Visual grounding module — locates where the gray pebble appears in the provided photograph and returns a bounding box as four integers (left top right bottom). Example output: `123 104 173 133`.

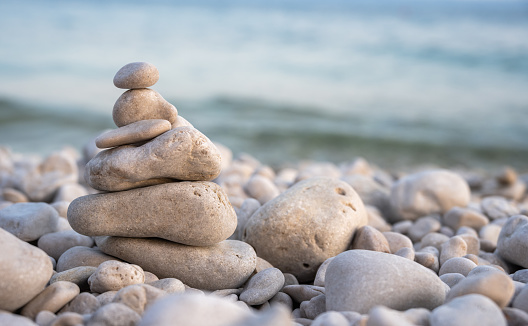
113 62 159 89
0 202 59 241
429 294 506 326
240 268 285 306
38 230 94 261
86 302 141 326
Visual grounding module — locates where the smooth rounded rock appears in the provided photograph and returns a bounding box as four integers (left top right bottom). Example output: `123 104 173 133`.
21 281 80 319
313 257 334 287
244 174 280 205
390 170 470 221
50 266 97 291
513 284 528 313
350 225 390 253
438 257 476 276
429 294 506 326
95 119 172 149
88 260 145 293
113 88 177 127
149 278 185 294
69 182 236 246
383 232 413 254
85 127 222 191
496 215 528 268
243 177 368 282
59 292 100 315
240 268 285 305
0 202 59 241
311 311 350 326
86 302 141 326
443 207 488 231
0 228 53 311
446 269 514 308
326 250 446 313
0 312 37 326
439 236 467 265
113 62 159 89
439 273 465 288
96 237 256 291
37 230 94 261
56 246 120 273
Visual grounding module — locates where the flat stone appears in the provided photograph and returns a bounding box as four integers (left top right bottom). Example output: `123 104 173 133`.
243 177 368 282
0 202 59 241
95 119 172 149
429 294 506 326
113 62 159 89
96 237 256 291
390 170 470 222
113 89 177 127
88 260 145 293
85 127 222 191
37 230 94 261
326 250 446 313
496 215 528 268
350 225 390 253
0 228 53 311
138 294 252 326
446 268 514 308
56 246 120 273
240 268 285 305
69 182 236 246
21 281 80 319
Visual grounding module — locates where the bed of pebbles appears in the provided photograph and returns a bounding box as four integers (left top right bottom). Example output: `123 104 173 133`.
1 62 528 326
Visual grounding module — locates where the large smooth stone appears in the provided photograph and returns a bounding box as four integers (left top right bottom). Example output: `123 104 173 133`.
390 170 470 221
429 294 506 326
0 228 53 311
326 250 446 313
496 215 528 268
0 202 59 241
85 127 222 191
95 119 171 149
69 182 236 246
113 62 159 89
243 177 367 282
96 237 256 291
113 89 177 127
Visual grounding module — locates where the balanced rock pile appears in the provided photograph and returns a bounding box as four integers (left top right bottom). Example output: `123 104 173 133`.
68 62 257 290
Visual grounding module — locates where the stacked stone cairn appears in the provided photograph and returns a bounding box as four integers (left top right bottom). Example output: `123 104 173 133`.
68 62 257 291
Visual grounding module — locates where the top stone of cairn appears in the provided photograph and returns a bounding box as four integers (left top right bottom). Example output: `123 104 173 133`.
113 62 159 89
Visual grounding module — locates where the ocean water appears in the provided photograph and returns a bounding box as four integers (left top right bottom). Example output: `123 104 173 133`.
1 0 528 171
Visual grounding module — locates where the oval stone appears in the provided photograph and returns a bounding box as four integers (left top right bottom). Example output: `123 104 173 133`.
430 294 506 326
95 119 171 149
239 268 285 305
21 281 80 319
85 127 222 191
243 177 368 282
113 62 159 89
326 250 446 313
56 246 120 273
390 170 470 222
0 228 54 311
68 182 236 246
496 215 528 268
96 237 256 291
37 230 94 261
113 89 177 127
0 202 59 241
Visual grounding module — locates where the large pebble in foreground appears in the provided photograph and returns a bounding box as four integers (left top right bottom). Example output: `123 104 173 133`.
326 250 446 313
0 228 53 311
113 62 159 89
85 127 222 192
69 182 236 246
496 215 528 268
243 177 367 282
390 170 470 222
96 237 256 291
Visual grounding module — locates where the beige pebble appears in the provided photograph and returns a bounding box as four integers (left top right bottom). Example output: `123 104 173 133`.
446 268 515 308
95 291 117 306
59 292 99 315
113 62 159 89
350 225 391 253
2 187 28 203
479 224 502 247
113 88 177 127
244 174 280 205
144 271 159 283
88 260 145 293
95 119 172 149
243 177 367 282
69 182 236 246
149 278 185 294
439 257 477 276
255 257 274 273
382 232 413 254
38 230 94 261
0 228 54 312
96 237 256 291
457 233 480 256
0 202 59 241
49 312 84 326
171 114 194 129
51 201 69 218
439 236 467 265
365 205 392 232
443 207 488 231
86 302 141 326
394 247 415 260
53 183 88 203
407 216 441 242
112 284 167 315
85 127 222 191
56 246 120 273
21 281 80 319
366 306 421 326
414 251 439 273
341 174 393 220
35 310 56 326
420 232 450 251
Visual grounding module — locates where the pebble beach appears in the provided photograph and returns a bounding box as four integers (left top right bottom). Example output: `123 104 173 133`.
1 62 528 326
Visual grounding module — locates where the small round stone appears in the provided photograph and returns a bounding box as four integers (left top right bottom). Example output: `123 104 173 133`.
88 260 145 293
113 62 159 89
239 268 285 306
113 89 177 127
430 294 506 326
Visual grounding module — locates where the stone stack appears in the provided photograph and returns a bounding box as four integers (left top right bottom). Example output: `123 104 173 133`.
68 62 256 291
